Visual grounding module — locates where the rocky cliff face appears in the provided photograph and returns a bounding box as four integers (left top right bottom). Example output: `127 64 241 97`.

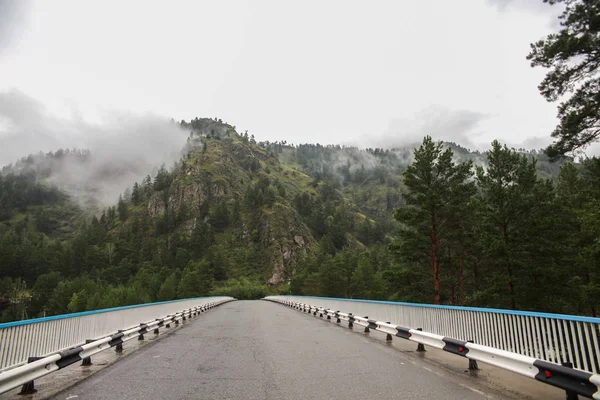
258 203 313 285
143 126 317 285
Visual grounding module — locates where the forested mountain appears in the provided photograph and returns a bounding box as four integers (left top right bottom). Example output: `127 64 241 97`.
0 118 598 322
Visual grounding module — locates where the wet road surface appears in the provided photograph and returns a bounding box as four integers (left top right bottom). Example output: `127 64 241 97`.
51 300 512 400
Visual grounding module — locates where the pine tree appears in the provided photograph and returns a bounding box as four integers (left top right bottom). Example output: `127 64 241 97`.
143 175 153 198
153 164 171 192
474 141 551 310
131 182 141 205
350 255 384 300
317 255 345 297
558 158 600 315
394 136 474 304
527 0 600 157
157 274 178 301
117 195 128 222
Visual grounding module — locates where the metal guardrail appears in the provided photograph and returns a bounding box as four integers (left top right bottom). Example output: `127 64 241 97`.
274 295 600 373
266 296 600 399
0 296 234 395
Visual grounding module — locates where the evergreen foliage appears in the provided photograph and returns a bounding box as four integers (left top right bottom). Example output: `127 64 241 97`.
528 0 600 157
0 120 598 322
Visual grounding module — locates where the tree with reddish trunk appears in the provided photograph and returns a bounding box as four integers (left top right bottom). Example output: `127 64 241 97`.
394 137 474 305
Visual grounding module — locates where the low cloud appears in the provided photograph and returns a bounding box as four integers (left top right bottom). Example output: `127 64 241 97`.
356 106 489 152
0 89 187 207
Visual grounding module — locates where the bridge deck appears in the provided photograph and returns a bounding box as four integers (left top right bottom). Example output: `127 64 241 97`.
51 300 514 400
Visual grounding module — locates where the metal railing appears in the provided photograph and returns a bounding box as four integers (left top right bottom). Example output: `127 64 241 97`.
0 296 233 372
271 295 600 374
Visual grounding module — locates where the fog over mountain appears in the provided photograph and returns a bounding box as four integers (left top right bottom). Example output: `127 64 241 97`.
0 90 187 207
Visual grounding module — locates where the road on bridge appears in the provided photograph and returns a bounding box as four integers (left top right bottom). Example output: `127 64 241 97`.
51 300 512 400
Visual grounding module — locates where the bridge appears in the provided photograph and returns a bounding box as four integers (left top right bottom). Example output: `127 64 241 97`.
0 296 599 399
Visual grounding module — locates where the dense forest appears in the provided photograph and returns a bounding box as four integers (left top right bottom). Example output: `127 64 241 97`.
0 118 598 322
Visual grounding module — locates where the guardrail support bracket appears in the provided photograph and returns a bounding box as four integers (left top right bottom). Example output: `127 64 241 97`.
468 359 479 370
561 362 579 400
115 330 124 352
154 328 159 335
467 340 478 370
416 328 426 352
19 357 41 395
81 339 93 366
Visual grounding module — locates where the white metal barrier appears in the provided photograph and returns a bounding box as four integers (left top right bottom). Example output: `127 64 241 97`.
0 297 233 372
273 295 600 373
0 297 234 395
266 296 600 399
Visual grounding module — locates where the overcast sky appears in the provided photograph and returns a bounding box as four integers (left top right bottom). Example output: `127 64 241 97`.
1 0 598 164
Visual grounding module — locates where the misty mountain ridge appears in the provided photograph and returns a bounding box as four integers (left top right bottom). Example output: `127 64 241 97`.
1 148 168 210
1 116 569 214
0 116 588 323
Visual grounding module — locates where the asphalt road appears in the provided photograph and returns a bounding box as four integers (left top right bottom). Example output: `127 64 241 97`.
51 300 511 400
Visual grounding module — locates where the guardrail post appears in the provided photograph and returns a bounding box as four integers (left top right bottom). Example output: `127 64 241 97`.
416 328 426 352
116 330 124 353
81 339 93 366
336 311 341 323
138 323 149 341
19 357 41 394
467 340 478 370
348 313 354 329
364 317 370 333
562 362 579 400
326 309 331 320
386 322 393 341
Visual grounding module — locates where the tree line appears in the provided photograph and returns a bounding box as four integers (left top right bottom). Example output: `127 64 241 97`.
291 137 600 316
